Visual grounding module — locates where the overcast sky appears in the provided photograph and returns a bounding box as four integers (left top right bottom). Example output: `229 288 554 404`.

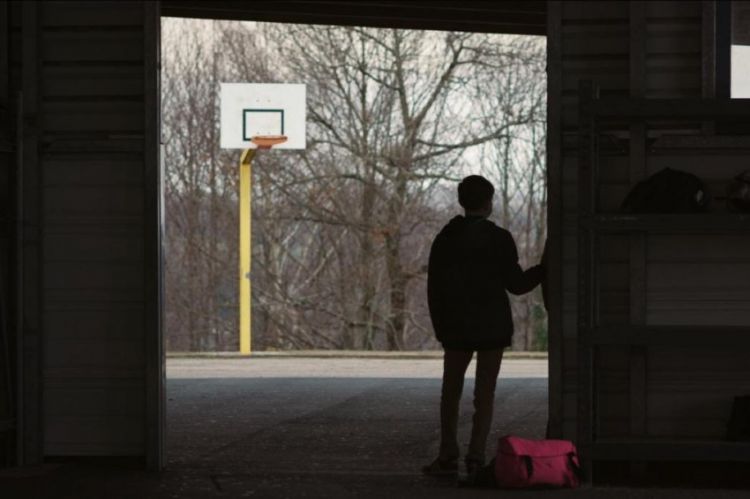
732 45 750 97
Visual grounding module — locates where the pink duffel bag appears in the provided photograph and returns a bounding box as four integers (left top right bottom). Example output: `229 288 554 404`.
494 435 582 488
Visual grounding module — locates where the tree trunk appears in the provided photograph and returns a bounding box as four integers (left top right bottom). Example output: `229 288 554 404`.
209 35 219 350
384 171 408 350
186 198 200 351
500 136 512 228
352 176 377 350
385 233 406 350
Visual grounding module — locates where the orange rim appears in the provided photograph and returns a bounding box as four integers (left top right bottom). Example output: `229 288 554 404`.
251 135 288 148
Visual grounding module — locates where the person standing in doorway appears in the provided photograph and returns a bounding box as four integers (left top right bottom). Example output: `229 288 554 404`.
422 175 544 478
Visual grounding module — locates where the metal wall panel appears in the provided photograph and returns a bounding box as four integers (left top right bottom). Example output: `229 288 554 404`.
8 1 161 464
556 0 630 440
39 0 149 457
550 0 750 451
0 0 15 467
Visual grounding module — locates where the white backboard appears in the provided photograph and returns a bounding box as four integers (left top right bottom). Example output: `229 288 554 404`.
220 83 306 149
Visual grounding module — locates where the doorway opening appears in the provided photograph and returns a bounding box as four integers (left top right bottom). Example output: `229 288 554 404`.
161 18 548 353
160 16 549 481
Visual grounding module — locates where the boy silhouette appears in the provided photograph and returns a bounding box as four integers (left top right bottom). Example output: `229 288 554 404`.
423 175 544 477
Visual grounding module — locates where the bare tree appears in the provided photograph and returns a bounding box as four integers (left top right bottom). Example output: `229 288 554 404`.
162 19 547 351
473 36 547 350
253 25 545 349
162 20 245 350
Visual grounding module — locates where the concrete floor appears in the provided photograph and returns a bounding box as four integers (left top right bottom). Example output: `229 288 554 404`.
166 357 548 480
2 357 749 498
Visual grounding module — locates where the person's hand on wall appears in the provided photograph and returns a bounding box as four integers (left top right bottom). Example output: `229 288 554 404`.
541 239 549 311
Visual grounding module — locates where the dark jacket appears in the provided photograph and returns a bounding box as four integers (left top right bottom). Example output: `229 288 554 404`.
427 215 544 350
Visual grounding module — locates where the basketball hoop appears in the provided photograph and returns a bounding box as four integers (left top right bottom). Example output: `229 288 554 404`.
251 135 288 149
220 83 306 355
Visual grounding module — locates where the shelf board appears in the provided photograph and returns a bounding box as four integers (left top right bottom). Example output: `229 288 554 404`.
591 438 750 462
590 98 750 121
581 214 750 233
590 326 750 347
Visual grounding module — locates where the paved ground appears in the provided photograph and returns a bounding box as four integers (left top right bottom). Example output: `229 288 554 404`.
166 355 549 378
2 357 749 498
166 358 548 472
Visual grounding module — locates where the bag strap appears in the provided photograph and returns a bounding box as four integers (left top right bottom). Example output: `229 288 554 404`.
568 453 585 482
523 455 534 479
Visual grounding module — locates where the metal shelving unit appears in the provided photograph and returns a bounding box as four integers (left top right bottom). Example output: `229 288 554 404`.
577 82 750 477
589 214 750 233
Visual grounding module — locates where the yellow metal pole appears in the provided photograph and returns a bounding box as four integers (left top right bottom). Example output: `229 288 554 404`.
239 148 255 355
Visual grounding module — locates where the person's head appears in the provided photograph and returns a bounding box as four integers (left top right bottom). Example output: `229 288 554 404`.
458 175 494 217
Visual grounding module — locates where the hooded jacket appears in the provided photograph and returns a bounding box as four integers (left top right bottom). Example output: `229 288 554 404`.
427 215 544 350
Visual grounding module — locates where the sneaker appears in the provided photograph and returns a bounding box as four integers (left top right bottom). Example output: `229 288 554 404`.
460 459 496 488
421 457 458 476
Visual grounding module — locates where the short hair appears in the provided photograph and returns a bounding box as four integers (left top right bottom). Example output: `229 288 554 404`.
458 175 495 210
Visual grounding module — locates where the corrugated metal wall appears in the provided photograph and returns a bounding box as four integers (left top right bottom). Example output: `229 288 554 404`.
550 0 750 445
8 0 162 465
1 0 14 468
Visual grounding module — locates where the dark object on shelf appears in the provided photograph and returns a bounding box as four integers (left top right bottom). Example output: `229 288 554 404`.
621 168 709 213
726 395 750 441
726 170 750 213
